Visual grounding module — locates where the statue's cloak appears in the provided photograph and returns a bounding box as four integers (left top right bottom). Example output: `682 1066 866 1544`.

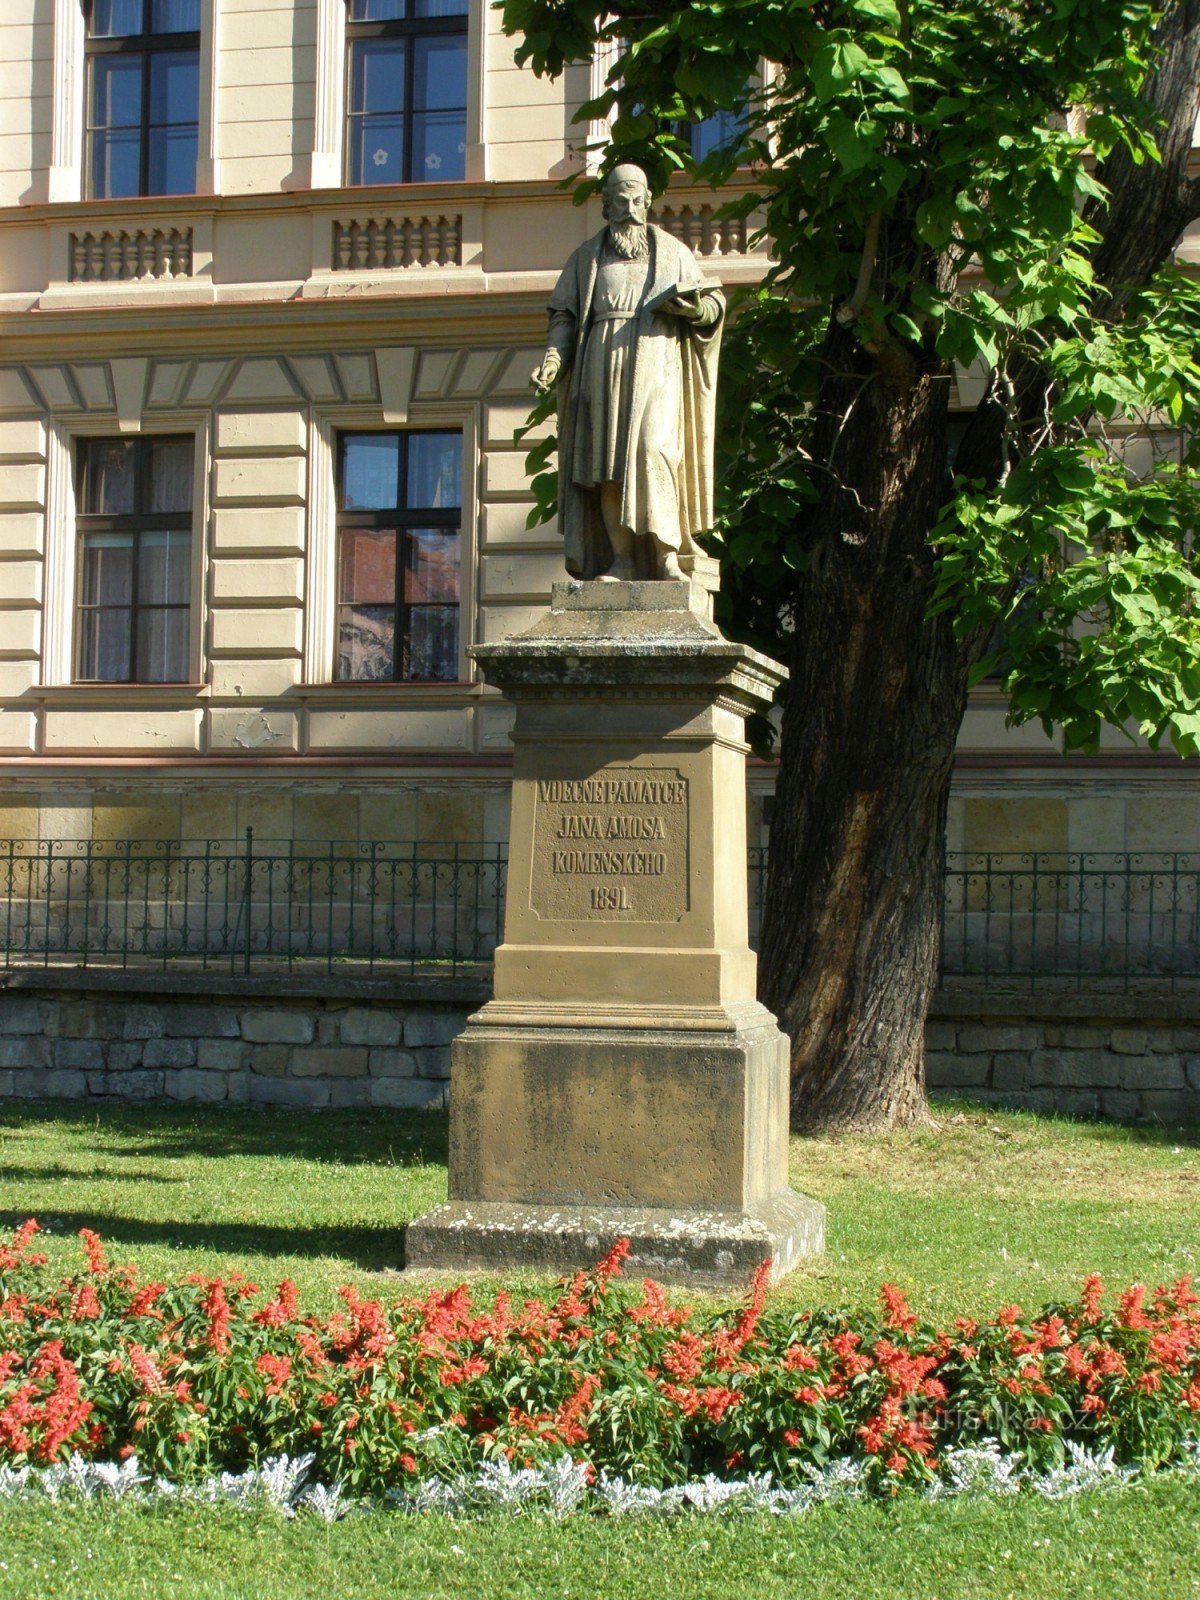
548 225 725 578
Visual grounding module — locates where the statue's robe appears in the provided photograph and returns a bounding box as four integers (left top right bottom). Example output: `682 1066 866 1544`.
546 225 725 578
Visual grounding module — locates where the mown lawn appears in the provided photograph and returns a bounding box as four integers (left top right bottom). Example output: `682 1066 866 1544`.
0 1475 1198 1600
1 1096 1196 1319
1 1095 1199 1599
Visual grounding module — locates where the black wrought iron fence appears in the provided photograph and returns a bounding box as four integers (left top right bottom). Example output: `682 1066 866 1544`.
941 852 1200 989
1 839 1197 989
0 835 507 977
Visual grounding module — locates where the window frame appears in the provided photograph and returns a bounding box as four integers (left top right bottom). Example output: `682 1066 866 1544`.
73 434 196 686
84 0 201 200
343 0 470 187
333 427 464 684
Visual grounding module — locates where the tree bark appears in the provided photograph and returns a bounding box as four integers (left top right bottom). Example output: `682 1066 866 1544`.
759 323 967 1130
760 2 1200 1132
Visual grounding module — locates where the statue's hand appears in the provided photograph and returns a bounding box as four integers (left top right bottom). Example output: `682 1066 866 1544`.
531 352 562 393
665 293 705 323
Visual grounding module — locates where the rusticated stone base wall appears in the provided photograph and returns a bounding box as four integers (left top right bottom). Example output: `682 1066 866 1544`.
0 973 479 1110
923 990 1200 1123
0 976 1197 1123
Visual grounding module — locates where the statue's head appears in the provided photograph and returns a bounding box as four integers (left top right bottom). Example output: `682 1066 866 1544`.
602 163 651 227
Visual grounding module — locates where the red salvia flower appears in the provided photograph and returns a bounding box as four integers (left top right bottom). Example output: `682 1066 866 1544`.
880 1284 919 1333
202 1280 232 1356
128 1343 167 1396
68 1283 101 1321
79 1229 107 1276
593 1237 631 1289
254 1279 299 1328
1080 1273 1105 1324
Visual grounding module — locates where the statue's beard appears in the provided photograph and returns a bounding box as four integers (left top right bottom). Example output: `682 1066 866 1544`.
607 220 649 261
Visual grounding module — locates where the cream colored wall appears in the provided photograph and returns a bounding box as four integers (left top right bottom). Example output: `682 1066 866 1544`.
0 338 569 760
0 0 50 210
0 3 1195 862
0 1 582 205
219 0 318 196
482 2 588 183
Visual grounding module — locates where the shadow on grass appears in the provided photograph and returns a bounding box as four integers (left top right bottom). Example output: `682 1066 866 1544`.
0 1165 185 1185
0 1102 450 1168
0 1209 428 1274
924 1095 1200 1149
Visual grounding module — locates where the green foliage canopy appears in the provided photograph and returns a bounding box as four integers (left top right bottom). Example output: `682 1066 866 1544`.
504 0 1200 756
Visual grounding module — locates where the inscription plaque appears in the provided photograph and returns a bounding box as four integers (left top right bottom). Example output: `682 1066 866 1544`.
528 766 690 922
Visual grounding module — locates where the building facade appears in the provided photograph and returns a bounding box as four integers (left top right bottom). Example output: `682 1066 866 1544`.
0 0 1196 871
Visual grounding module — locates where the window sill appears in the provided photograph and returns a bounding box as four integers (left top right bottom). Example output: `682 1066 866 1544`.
290 681 481 700
28 684 211 703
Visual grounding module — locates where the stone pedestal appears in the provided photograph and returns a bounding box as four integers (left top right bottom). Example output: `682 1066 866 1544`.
407 580 824 1286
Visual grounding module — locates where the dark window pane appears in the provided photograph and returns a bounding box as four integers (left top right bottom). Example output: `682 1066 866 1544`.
92 54 143 130
405 529 459 603
150 0 200 32
690 105 747 162
82 440 137 515
411 110 466 180
415 0 469 15
337 605 396 681
406 432 461 509
350 113 405 184
413 35 466 112
338 528 397 604
412 37 466 179
404 606 458 681
147 437 194 512
149 49 199 125
351 38 406 115
91 129 141 199
81 534 134 605
136 606 189 681
139 530 191 605
90 0 145 38
78 608 133 681
342 434 401 509
351 0 406 17
147 122 198 194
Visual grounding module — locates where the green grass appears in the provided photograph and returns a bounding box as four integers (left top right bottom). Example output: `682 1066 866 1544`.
0 1476 1197 1600
1 1096 1199 1597
1 1097 1196 1319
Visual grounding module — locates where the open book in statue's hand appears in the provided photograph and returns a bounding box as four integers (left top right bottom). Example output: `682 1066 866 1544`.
647 283 705 320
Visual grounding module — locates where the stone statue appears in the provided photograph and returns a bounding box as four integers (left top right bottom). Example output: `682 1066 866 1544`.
533 163 726 582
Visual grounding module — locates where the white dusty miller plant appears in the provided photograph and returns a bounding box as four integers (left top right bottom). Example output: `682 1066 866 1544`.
0 1441 1193 1522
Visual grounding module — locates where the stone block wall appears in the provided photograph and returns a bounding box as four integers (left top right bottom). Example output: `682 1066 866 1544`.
0 976 1197 1123
924 993 1200 1122
0 977 479 1110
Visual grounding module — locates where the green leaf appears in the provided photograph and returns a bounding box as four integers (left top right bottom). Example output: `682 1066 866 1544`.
810 38 870 101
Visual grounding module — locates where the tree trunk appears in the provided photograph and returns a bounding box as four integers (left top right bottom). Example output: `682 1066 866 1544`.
759 324 968 1131
760 3 1200 1132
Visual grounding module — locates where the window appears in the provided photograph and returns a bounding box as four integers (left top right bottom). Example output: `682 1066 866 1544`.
85 0 200 199
684 105 748 163
75 436 194 683
335 431 462 681
345 0 469 186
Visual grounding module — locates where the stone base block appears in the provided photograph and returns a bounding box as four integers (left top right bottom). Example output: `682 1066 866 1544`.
404 1189 825 1289
448 1004 792 1212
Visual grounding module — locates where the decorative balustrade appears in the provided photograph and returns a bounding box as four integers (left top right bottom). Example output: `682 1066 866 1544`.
69 228 194 283
332 214 463 271
651 204 751 257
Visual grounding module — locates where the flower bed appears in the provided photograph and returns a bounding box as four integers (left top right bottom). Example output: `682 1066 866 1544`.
2 1220 1199 1501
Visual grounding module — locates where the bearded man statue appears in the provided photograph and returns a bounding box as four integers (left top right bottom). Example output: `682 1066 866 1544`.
532 162 726 582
